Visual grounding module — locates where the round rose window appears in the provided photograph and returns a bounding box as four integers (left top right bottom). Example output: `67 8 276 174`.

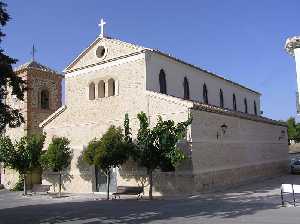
96 46 106 58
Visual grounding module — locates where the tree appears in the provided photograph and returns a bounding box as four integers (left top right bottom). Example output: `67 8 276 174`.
0 134 45 195
286 117 300 144
0 2 26 133
41 137 72 197
135 112 192 199
83 126 130 200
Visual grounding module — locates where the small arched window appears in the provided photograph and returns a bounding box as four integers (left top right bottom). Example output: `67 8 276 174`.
98 81 105 98
233 94 237 111
159 69 167 94
89 82 95 100
254 101 257 115
183 77 190 100
203 83 208 104
244 98 248 113
41 89 49 109
219 89 224 108
108 78 115 97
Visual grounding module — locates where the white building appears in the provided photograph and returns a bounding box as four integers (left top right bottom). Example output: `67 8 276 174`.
4 21 288 195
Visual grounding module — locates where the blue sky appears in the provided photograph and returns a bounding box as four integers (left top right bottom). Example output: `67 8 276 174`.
3 0 300 120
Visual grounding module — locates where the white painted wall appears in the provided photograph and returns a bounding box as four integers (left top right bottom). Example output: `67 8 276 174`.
293 48 300 111
145 52 261 115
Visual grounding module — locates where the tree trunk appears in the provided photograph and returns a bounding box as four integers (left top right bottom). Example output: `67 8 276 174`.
148 170 153 200
95 166 98 192
23 173 27 196
106 170 111 200
58 171 62 198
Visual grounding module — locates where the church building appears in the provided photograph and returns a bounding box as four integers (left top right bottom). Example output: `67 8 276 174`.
2 20 288 196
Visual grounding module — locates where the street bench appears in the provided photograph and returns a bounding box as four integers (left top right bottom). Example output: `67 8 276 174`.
32 184 51 194
112 186 144 199
281 184 300 207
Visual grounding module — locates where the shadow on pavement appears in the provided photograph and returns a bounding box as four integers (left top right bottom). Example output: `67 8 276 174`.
0 175 299 224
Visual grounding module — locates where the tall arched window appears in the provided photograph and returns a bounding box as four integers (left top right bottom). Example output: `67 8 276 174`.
98 81 105 98
183 77 190 100
244 98 248 113
89 82 95 100
203 83 208 104
108 78 115 97
159 69 167 94
41 89 49 109
254 101 257 115
233 94 237 111
219 89 224 108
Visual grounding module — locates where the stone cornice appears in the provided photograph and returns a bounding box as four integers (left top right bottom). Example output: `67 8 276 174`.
285 36 300 56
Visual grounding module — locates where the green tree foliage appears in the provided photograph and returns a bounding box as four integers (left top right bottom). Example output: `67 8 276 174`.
286 117 300 143
41 137 72 197
0 134 45 195
83 126 130 200
135 112 192 199
0 2 26 132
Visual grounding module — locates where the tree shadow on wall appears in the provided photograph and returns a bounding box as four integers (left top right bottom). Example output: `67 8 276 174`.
76 149 96 192
118 159 149 191
42 167 73 193
119 141 196 196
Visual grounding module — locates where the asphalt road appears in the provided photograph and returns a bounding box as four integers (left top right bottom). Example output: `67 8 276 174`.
1 174 300 224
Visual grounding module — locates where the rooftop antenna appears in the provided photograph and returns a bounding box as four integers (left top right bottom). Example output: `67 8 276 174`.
30 44 37 62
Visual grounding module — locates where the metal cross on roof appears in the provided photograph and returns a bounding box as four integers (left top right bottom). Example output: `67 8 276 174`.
98 18 106 38
31 44 37 62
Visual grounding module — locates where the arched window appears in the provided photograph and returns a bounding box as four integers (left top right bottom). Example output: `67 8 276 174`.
159 69 167 94
232 94 237 111
254 101 257 115
98 81 105 98
183 77 190 100
219 89 224 108
244 98 248 113
203 83 208 104
108 78 115 97
89 82 95 100
41 89 49 109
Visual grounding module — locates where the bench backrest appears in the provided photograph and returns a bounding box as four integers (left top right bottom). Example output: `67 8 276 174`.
281 184 300 194
32 184 51 192
117 186 143 194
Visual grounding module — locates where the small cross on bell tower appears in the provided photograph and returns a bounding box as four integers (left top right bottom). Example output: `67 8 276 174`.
98 18 106 38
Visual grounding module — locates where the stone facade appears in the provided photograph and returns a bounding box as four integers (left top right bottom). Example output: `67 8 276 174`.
1 61 63 189
40 36 288 196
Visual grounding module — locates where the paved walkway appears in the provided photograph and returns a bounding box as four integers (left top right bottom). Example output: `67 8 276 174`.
1 175 300 224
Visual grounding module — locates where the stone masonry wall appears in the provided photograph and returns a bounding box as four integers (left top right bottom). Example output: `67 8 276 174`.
190 109 288 192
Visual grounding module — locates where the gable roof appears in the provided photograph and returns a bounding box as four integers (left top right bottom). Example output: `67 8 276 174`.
64 36 145 72
64 35 260 95
15 61 60 75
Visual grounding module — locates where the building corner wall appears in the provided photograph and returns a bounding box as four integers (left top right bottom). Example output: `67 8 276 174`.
190 109 288 192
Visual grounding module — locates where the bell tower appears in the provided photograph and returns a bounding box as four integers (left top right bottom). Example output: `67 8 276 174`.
5 60 63 139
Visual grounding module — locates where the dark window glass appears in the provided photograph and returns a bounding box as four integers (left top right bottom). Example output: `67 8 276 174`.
254 101 257 115
183 77 190 100
203 83 208 104
244 98 248 113
219 89 224 108
159 69 167 94
233 94 237 111
41 90 49 109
